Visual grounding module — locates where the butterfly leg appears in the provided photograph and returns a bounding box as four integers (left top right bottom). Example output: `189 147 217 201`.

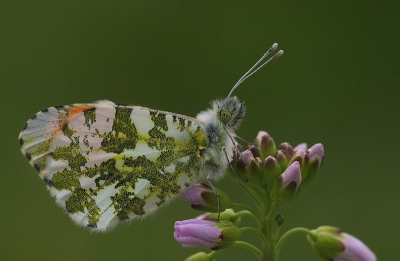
225 131 241 157
222 146 248 182
206 177 221 221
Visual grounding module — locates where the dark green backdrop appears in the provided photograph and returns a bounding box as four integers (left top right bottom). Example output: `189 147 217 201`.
1 1 398 260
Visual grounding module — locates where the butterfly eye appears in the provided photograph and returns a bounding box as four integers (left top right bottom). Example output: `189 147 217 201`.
218 108 232 125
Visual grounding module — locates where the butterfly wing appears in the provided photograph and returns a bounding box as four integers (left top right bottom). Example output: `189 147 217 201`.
19 100 208 231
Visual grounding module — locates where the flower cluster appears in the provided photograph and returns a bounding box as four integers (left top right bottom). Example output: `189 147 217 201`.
173 131 375 261
236 131 324 196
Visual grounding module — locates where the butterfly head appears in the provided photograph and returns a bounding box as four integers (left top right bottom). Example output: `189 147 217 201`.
217 96 246 130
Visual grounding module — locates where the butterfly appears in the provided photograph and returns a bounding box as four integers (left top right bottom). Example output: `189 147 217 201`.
18 43 283 232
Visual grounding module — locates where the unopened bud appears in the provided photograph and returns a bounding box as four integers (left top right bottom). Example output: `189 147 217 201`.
270 161 302 202
278 142 294 157
261 156 281 185
302 143 324 187
255 131 276 159
307 226 376 261
174 219 241 250
275 149 290 171
181 183 231 212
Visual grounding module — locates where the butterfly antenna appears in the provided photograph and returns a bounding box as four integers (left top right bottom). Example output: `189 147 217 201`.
226 43 284 99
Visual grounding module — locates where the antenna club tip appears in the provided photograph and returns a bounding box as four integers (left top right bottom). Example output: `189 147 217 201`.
272 43 278 48
278 50 284 56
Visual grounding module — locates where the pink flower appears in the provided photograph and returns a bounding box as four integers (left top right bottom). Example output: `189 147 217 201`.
174 219 221 248
270 161 302 202
181 183 210 206
308 143 324 163
174 219 241 250
180 183 231 212
294 143 307 152
334 233 376 261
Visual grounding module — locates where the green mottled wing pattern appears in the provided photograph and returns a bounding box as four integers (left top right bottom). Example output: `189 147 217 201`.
19 100 208 231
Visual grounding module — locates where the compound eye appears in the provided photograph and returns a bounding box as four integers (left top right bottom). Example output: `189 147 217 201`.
218 108 232 125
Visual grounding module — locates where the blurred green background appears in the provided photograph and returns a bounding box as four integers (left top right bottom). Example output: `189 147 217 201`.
1 1 398 260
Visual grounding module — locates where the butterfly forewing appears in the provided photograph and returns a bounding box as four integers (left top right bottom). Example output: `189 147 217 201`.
19 101 209 231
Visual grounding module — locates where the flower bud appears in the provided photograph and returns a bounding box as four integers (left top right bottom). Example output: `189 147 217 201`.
302 143 324 187
307 226 376 261
184 252 210 261
275 213 284 227
255 131 276 159
293 143 307 152
278 142 294 157
289 149 308 174
275 149 290 171
270 161 301 202
237 150 260 186
235 153 250 181
247 144 261 158
174 219 241 250
336 233 377 261
261 156 281 185
181 183 232 212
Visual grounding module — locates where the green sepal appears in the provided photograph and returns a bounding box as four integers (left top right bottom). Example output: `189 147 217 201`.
301 159 319 187
262 156 281 185
270 176 283 201
211 221 241 250
247 158 261 187
277 181 298 202
307 226 345 259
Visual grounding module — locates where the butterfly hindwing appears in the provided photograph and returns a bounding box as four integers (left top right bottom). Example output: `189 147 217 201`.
19 100 209 231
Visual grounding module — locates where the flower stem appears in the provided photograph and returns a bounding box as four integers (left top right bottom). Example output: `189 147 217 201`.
272 221 282 242
233 241 263 260
259 199 280 261
240 227 268 249
266 201 280 222
208 251 218 260
232 203 262 227
275 227 313 257
239 182 263 209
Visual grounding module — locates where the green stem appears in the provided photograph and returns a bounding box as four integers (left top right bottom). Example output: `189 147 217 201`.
239 182 263 209
260 184 271 215
235 210 255 217
264 200 279 243
208 251 218 260
247 184 267 205
233 241 263 260
232 203 262 227
240 227 268 250
260 200 280 261
272 222 282 243
275 227 313 257
266 201 280 222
